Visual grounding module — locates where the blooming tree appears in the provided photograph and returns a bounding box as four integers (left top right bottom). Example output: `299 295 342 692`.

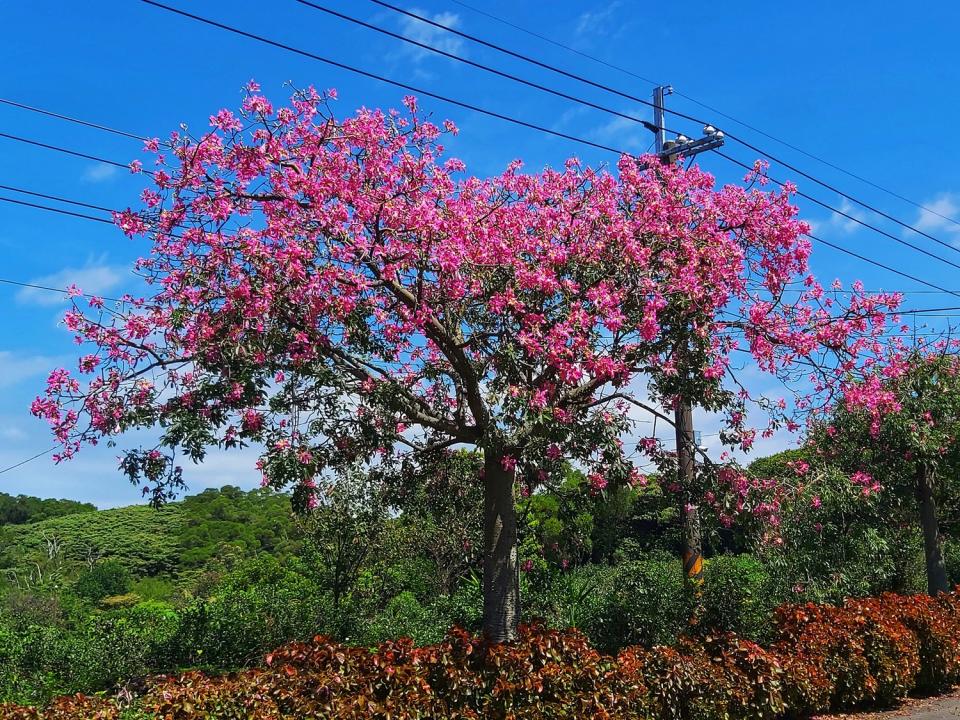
33 85 900 640
813 346 960 594
611 159 902 581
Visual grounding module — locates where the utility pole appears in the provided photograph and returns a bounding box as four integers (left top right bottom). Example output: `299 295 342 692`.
648 86 724 594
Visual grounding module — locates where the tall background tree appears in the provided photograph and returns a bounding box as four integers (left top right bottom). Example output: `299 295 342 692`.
815 347 960 594
33 86 899 641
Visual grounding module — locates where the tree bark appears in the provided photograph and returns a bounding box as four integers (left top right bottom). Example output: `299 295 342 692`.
482 451 519 643
916 464 950 595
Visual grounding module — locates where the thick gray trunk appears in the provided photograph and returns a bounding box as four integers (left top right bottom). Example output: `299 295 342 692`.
482 451 519 643
917 464 949 595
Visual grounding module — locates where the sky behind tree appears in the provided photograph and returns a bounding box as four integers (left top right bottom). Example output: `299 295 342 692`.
2 0 959 506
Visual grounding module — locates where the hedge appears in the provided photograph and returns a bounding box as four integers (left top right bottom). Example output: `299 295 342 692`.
3 589 960 719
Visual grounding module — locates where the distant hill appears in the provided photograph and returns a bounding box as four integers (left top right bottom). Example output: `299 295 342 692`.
0 492 96 526
0 485 299 579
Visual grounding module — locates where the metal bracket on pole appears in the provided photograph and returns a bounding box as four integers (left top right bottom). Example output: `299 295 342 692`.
639 84 724 169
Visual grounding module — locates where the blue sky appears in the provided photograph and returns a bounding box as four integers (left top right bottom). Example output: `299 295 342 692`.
2 0 960 506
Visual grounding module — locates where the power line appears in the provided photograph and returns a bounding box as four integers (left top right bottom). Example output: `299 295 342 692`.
723 137 960 255
778 288 960 294
0 277 125 304
2 107 955 287
722 306 960 323
2 48 946 308
444 0 960 229
806 231 960 299
5 20 949 281
685 104 960 229
0 195 113 224
880 306 960 315
294 0 659 134
0 447 58 477
139 0 628 155
5 129 955 306
0 184 184 239
0 184 114 214
0 98 147 142
447 0 660 86
365 0 703 123
715 150 960 273
0 131 132 170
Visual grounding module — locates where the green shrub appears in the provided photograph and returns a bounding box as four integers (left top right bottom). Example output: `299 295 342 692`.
446 571 483 632
173 560 328 668
521 563 614 637
701 554 777 641
887 529 928 595
581 554 691 651
73 560 131 602
362 591 451 646
129 576 174 603
944 538 960 587
0 590 66 630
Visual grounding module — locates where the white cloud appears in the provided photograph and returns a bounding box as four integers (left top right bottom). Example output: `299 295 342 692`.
575 2 622 37
397 9 466 64
15 256 127 306
912 192 960 246
587 109 652 153
552 105 589 131
82 163 119 183
0 425 27 442
805 197 865 236
0 351 62 390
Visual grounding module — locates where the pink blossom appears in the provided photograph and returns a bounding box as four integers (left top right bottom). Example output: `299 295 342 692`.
588 473 608 493
243 408 263 433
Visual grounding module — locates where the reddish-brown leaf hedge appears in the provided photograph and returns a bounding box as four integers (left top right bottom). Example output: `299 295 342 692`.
3 589 960 719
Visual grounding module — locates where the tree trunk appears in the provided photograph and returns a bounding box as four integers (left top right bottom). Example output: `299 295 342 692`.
916 464 949 595
482 451 519 643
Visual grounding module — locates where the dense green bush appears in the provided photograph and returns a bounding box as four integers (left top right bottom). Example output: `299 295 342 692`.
73 560 131 601
128 576 174 603
0 600 183 706
361 591 452 646
701 554 777 641
523 564 614 635
171 556 331 668
579 554 692 650
526 554 776 650
4 470 960 713
944 538 960 587
0 505 180 578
